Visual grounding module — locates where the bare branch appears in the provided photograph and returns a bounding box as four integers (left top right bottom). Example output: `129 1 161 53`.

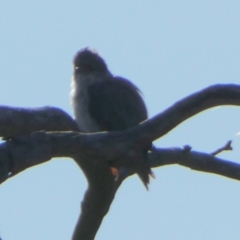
2 132 240 184
1 132 240 239
72 156 122 240
1 84 240 239
0 131 240 239
0 106 78 138
149 147 240 180
1 84 240 147
210 140 233 156
0 130 149 183
137 84 240 142
0 132 52 183
0 131 129 240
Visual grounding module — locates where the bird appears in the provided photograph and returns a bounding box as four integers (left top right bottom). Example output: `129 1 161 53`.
71 47 153 189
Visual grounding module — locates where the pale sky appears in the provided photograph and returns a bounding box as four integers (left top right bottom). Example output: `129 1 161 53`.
1 1 240 240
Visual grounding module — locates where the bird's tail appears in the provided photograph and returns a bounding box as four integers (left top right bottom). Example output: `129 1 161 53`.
135 147 155 190
137 161 155 190
110 148 155 190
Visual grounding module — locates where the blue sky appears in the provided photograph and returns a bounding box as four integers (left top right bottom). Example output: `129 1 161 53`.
0 1 240 239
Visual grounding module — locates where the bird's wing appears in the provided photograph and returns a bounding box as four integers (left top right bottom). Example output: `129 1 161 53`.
88 76 148 131
88 76 153 189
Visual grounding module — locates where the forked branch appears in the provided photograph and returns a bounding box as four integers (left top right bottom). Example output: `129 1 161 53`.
0 84 240 240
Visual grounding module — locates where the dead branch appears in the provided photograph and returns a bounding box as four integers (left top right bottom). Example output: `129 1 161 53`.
210 140 233 156
137 84 240 142
1 131 240 239
0 106 78 138
149 147 240 180
1 84 240 239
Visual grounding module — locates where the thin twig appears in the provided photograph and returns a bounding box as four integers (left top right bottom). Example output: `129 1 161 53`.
211 140 233 156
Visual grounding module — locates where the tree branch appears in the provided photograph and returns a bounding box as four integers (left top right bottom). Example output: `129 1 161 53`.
1 84 240 239
0 106 78 138
210 140 233 156
149 147 240 180
136 84 240 143
1 132 240 239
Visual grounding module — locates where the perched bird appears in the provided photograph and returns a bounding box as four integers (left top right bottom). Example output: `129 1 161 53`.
71 48 153 189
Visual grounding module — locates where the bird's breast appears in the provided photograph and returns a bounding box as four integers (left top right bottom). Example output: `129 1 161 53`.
71 76 101 132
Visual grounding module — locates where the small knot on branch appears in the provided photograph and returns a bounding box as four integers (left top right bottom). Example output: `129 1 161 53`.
182 145 192 153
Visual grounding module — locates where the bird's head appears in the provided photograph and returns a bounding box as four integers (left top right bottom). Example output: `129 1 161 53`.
73 48 108 74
